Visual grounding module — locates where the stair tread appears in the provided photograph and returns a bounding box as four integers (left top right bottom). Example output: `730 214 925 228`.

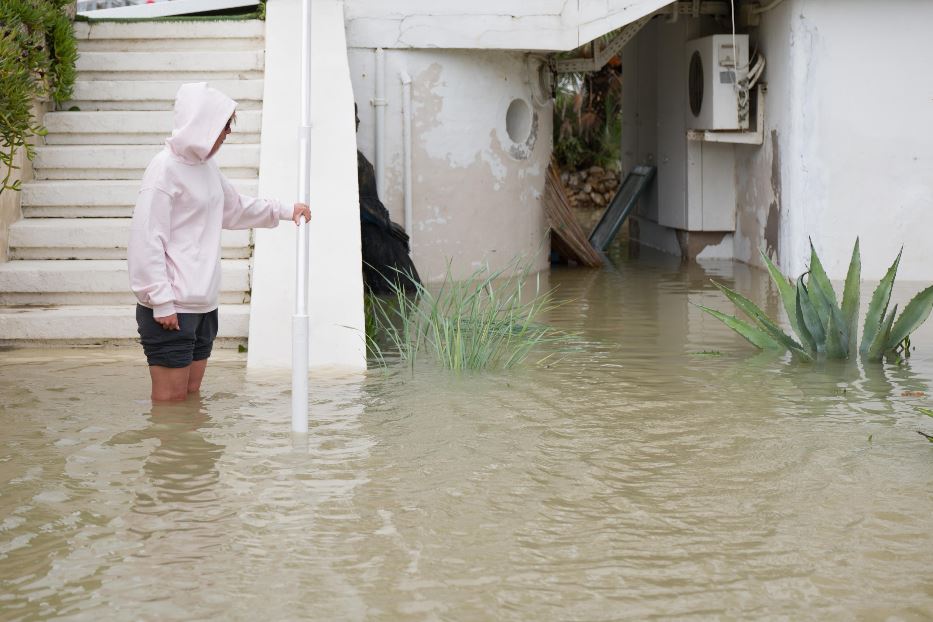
73 20 264 40
0 304 249 340
21 178 259 208
43 110 261 133
0 303 249 314
32 144 260 173
76 50 264 73
0 258 249 271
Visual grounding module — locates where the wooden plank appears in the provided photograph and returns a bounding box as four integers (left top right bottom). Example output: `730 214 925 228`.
544 162 604 268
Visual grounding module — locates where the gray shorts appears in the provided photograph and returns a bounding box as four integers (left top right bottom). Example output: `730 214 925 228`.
136 304 219 368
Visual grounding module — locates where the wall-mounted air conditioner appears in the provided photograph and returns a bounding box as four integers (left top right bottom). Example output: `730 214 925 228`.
685 34 749 131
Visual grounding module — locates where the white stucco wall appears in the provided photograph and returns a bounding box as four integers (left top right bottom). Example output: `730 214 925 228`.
344 0 671 50
736 0 933 281
248 0 365 370
349 48 552 282
624 2 933 283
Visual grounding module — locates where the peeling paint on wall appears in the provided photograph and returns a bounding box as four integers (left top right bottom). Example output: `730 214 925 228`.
348 48 551 283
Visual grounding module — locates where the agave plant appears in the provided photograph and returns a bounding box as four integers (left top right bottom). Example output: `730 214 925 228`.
697 239 933 362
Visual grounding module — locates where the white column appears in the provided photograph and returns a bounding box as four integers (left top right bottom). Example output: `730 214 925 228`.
249 0 365 370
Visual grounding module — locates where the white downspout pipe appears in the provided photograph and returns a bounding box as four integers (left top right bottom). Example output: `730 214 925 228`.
292 0 312 435
400 71 413 241
374 48 386 198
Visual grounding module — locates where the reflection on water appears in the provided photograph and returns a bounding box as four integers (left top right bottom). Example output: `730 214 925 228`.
1 250 932 620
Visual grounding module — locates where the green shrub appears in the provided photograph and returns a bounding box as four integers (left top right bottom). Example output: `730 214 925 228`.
698 240 933 363
0 0 77 194
552 64 622 171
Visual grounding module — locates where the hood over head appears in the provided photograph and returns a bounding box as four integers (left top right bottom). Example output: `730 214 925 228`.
165 82 237 164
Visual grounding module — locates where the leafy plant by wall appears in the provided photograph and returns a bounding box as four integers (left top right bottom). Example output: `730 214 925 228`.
0 0 77 195
698 240 933 363
552 60 622 171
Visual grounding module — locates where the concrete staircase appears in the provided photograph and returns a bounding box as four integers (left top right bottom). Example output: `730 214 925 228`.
0 19 267 346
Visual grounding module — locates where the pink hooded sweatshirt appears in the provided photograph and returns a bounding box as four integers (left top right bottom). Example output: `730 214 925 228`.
128 82 291 317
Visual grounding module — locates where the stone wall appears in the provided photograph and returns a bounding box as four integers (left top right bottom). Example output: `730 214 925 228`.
559 164 622 236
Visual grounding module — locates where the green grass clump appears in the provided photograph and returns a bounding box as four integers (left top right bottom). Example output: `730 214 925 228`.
697 239 933 363
366 260 569 371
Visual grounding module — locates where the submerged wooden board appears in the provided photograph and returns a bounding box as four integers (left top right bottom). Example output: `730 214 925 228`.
543 162 604 268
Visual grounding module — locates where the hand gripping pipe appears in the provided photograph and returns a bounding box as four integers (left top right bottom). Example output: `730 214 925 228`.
292 0 312 434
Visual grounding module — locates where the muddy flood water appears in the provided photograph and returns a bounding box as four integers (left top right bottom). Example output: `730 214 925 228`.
2 250 932 620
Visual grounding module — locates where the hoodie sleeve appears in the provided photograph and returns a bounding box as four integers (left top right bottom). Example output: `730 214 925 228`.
220 174 292 230
128 187 176 317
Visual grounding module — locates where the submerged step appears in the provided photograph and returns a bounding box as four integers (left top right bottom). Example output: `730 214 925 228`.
0 259 250 305
0 303 249 342
0 259 250 293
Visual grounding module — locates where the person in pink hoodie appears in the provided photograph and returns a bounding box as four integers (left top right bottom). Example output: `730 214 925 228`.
129 83 310 402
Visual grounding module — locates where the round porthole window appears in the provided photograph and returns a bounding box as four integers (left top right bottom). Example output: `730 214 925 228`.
689 50 704 118
506 98 533 144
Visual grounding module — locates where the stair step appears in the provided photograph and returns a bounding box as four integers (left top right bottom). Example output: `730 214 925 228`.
64 79 264 112
42 110 261 145
74 20 264 42
0 19 267 346
0 259 250 306
32 144 259 180
21 179 258 217
75 51 265 81
0 304 249 343
8 219 251 260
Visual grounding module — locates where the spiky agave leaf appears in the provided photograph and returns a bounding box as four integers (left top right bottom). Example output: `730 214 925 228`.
861 248 902 355
796 276 826 355
759 249 802 341
884 284 933 352
824 307 848 359
865 304 898 362
807 240 851 354
806 240 838 307
841 238 861 356
807 274 849 358
793 284 817 355
709 280 812 360
695 304 784 350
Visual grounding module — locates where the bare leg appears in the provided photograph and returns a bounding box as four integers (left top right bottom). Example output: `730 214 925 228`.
150 365 191 402
187 359 208 394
